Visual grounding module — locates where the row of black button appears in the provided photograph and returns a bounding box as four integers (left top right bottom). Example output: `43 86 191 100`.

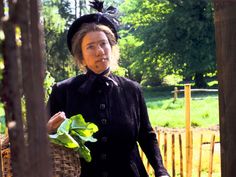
100 103 106 110
98 91 109 177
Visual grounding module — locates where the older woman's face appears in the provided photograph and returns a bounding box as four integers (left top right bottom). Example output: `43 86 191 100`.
81 31 112 74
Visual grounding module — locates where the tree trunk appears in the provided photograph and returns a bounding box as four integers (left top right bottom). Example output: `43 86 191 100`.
0 1 4 177
194 72 207 88
213 1 236 177
1 1 28 176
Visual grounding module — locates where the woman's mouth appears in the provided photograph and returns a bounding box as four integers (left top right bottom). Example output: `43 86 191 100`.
96 58 108 62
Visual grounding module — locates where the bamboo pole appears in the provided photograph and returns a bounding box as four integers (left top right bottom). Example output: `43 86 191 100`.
208 134 215 177
172 134 175 177
189 131 193 177
164 132 168 168
198 134 203 177
185 84 191 177
158 130 161 147
179 134 184 177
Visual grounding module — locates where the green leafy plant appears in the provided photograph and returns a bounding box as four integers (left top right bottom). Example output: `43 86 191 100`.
44 71 55 102
49 114 98 162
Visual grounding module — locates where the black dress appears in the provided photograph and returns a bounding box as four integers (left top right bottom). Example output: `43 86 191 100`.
48 71 169 177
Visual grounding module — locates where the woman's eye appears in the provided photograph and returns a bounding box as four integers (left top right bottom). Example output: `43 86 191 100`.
87 45 94 49
101 41 108 46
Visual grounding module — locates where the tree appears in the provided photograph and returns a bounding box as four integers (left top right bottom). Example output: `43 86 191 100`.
164 0 216 87
43 0 76 82
119 0 175 85
119 0 216 87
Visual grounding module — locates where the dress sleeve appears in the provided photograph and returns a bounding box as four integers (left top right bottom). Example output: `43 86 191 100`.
137 87 170 177
47 84 65 118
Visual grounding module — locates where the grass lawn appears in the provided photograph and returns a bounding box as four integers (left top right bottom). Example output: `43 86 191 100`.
143 87 219 128
142 86 220 177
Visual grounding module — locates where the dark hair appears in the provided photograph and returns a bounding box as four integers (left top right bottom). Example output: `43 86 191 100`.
71 23 119 71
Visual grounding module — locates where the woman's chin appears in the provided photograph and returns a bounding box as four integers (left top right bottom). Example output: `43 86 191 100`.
94 64 109 74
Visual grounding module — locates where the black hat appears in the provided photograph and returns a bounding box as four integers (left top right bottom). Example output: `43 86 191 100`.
67 0 119 54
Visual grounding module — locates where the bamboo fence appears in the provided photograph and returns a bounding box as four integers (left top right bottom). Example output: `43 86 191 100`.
140 130 220 177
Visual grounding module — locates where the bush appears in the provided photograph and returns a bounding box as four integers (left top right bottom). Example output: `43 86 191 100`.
162 74 183 86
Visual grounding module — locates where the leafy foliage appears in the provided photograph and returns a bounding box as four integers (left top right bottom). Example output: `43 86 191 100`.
44 71 56 102
119 0 216 87
43 0 76 82
49 114 98 162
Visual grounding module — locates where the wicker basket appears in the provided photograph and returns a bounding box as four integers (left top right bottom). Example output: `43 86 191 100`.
1 148 12 177
50 143 81 177
1 143 81 177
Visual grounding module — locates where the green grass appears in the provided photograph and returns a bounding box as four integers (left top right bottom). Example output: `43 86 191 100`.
144 88 219 128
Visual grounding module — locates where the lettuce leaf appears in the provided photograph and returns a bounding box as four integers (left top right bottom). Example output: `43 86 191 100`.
49 114 98 162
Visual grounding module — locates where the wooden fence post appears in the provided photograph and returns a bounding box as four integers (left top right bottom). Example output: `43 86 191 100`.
179 134 184 177
172 134 175 177
213 0 236 176
185 84 191 177
164 132 168 168
208 134 215 177
190 131 193 177
173 87 178 102
198 134 203 177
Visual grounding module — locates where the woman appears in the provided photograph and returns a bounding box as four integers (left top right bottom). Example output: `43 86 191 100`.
47 1 169 177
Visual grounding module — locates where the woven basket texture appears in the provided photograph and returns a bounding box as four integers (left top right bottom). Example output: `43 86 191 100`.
50 143 81 177
1 143 81 177
1 148 12 177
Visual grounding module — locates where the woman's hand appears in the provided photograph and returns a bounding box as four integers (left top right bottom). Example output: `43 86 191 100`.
47 112 67 134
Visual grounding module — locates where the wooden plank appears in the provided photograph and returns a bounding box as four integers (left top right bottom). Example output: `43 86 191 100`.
185 84 191 177
172 134 175 177
171 89 218 94
164 132 168 168
158 130 161 147
198 134 203 177
208 134 215 177
179 134 183 177
189 131 193 177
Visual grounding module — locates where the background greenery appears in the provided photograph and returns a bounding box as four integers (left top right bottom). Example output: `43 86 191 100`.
0 0 218 131
40 0 216 87
0 1 220 177
144 87 219 128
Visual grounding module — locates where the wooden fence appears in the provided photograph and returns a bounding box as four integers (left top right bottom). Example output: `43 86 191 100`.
140 129 220 177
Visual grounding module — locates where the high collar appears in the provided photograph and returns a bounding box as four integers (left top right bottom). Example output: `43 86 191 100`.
86 67 110 77
78 67 118 94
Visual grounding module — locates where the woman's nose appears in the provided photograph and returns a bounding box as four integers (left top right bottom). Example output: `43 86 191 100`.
96 45 104 56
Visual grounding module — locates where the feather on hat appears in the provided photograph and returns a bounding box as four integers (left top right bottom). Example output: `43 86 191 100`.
67 0 119 55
